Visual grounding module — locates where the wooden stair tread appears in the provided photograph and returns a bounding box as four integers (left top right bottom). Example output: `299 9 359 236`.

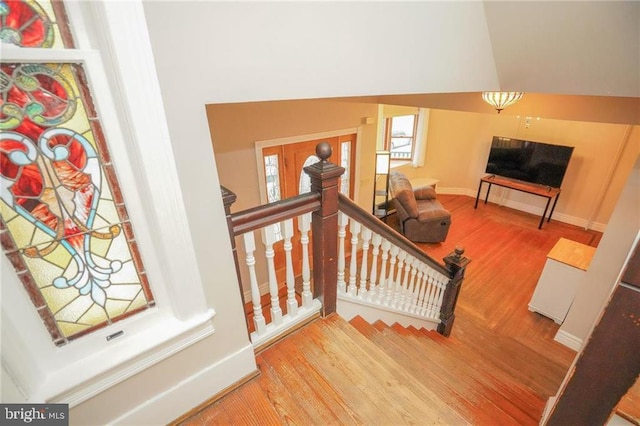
302 315 467 425
367 318 539 425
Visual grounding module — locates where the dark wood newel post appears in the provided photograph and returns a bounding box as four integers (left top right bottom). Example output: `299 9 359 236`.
439 246 471 336
221 186 246 307
304 142 345 317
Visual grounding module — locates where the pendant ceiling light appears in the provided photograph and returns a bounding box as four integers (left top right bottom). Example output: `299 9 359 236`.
482 91 524 114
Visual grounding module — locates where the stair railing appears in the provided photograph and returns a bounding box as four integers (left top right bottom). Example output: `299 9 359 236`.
223 142 470 348
337 193 470 335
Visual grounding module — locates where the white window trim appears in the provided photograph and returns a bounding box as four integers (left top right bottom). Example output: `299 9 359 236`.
1 0 213 405
384 108 430 169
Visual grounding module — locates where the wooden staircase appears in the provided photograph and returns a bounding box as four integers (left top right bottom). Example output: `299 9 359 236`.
186 194 638 425
349 315 557 425
178 313 572 425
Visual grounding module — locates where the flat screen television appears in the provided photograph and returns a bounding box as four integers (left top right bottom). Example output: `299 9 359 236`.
485 136 574 188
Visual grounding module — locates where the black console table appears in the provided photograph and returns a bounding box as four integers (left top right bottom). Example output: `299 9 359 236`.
474 175 561 229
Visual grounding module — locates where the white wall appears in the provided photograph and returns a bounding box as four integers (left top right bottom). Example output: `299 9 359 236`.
139 3 498 421
559 154 640 345
484 1 640 97
140 2 638 421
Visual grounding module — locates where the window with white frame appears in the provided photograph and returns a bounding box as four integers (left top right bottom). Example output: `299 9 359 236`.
0 0 155 346
384 114 418 160
0 0 212 404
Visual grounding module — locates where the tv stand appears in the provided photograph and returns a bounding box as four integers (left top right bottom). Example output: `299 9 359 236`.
474 175 561 229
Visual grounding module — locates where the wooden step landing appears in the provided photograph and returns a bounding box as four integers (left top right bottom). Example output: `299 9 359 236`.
178 315 466 425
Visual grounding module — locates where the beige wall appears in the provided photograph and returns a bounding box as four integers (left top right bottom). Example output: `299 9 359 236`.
207 99 379 212
209 99 638 230
417 110 638 228
207 99 379 294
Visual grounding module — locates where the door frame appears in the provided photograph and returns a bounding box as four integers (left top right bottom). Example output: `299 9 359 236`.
254 127 363 204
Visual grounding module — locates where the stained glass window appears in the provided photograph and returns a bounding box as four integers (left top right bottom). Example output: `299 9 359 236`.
0 0 74 49
0 1 154 346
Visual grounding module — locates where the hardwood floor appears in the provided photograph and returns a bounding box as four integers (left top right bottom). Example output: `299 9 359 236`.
176 195 640 425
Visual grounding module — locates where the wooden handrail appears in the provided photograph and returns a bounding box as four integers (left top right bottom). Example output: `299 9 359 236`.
338 193 451 278
230 192 321 235
222 142 469 336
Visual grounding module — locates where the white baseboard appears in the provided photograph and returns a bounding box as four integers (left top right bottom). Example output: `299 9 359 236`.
554 329 583 351
107 344 257 425
438 187 607 232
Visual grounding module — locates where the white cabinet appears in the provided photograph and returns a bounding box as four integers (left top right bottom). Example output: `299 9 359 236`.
528 238 596 324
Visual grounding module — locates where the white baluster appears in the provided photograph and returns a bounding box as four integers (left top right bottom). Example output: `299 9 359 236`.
384 246 400 306
243 232 266 335
391 251 407 308
376 240 391 304
261 224 283 326
404 257 418 312
434 279 447 318
298 212 312 308
412 265 426 314
426 274 440 318
337 212 349 293
367 233 382 302
422 274 436 317
358 227 372 298
282 218 298 317
347 220 361 296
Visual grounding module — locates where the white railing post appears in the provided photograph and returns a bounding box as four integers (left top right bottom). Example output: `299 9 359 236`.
411 264 425 314
243 232 266 335
384 246 399 306
283 218 298 317
427 277 440 317
298 212 313 308
358 227 372 298
391 251 406 308
337 212 349 293
262 224 283 326
397 254 411 310
403 257 418 312
347 220 361 296
375 239 391 303
367 233 382 301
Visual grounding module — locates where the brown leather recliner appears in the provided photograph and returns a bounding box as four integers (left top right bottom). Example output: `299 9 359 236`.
388 171 451 243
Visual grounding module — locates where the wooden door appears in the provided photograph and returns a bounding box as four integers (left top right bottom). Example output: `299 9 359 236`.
261 134 357 284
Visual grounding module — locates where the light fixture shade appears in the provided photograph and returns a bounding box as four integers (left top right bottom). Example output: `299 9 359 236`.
482 91 524 114
375 151 391 174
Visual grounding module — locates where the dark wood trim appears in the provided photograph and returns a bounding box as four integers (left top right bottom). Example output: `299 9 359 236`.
305 144 345 317
439 247 471 336
338 193 451 277
230 192 321 235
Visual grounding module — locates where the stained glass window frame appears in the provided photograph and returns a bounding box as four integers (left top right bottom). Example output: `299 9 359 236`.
1 0 156 346
0 1 216 407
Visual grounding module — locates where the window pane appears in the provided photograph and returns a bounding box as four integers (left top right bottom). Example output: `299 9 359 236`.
0 62 154 346
391 115 415 137
264 154 281 203
340 141 351 196
0 0 74 48
389 115 416 160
